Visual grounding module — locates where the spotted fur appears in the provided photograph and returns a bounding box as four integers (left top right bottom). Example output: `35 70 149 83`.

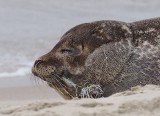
32 17 160 99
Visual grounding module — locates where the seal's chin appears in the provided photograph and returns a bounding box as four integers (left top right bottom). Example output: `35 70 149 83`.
44 71 79 99
33 68 77 89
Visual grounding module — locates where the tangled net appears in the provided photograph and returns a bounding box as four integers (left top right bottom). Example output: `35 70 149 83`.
80 85 104 98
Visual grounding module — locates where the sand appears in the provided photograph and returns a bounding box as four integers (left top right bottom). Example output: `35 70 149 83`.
0 85 160 116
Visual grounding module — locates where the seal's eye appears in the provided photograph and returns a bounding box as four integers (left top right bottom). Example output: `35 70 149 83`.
61 48 80 56
61 48 72 54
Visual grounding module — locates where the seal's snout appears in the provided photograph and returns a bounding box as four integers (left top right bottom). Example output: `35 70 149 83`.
32 58 56 78
32 60 44 76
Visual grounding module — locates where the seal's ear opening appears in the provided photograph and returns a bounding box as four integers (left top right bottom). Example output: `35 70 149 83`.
60 48 81 56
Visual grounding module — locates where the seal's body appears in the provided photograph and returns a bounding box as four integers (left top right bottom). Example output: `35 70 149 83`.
32 18 160 99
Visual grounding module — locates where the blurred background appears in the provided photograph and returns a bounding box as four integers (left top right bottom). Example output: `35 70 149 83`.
0 0 160 100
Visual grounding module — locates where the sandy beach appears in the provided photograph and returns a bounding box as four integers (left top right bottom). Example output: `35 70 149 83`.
0 85 160 116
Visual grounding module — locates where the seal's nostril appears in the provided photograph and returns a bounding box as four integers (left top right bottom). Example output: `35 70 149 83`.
34 60 43 68
32 60 44 76
32 67 38 76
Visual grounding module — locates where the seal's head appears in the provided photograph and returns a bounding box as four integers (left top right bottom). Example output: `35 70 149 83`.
32 23 101 99
32 21 132 99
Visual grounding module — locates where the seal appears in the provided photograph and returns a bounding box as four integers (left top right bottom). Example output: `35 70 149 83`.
32 17 160 99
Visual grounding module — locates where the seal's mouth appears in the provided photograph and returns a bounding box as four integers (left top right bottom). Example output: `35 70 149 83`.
32 61 77 89
54 70 77 88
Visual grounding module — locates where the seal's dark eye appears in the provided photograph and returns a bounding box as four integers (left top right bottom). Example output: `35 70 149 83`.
61 48 72 54
61 48 80 56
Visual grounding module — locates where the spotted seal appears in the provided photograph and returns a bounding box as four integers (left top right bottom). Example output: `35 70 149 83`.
32 17 160 99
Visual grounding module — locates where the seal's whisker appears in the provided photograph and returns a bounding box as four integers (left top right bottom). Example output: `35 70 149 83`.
54 77 74 98
48 73 73 98
49 79 65 96
30 74 47 86
52 74 68 88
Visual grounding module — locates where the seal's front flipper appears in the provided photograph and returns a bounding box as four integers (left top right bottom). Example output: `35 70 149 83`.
85 40 134 83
